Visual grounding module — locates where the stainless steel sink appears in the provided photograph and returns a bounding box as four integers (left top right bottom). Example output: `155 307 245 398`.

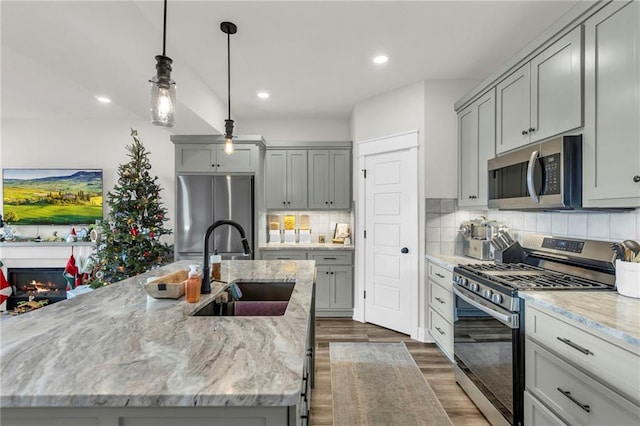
192 280 295 317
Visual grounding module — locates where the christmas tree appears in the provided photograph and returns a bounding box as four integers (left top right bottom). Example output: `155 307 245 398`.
90 129 173 287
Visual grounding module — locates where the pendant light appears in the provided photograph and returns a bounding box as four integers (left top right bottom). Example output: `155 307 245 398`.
150 0 176 128
221 21 237 155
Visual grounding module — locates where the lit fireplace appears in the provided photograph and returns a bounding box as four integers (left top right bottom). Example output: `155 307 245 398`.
7 268 67 310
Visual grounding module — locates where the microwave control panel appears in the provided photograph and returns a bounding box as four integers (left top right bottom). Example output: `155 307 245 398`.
541 153 560 195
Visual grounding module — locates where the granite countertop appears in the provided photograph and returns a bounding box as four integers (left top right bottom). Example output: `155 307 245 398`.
0 260 315 408
521 291 640 349
425 253 493 270
260 242 354 251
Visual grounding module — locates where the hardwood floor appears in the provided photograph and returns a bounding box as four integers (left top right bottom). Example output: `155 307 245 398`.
310 318 490 426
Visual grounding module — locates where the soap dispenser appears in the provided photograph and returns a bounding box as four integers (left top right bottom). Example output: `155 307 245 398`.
210 249 222 281
185 264 201 303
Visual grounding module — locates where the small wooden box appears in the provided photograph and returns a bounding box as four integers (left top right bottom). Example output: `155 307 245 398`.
143 270 188 299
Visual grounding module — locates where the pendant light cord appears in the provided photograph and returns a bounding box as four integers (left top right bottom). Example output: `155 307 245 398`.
162 0 168 56
227 31 231 120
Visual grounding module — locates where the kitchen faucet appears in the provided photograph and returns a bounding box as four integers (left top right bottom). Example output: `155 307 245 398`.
201 220 251 293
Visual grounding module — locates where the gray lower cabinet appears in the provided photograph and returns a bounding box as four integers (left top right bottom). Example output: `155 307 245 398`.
261 251 307 261
583 0 640 208
524 303 640 425
265 150 308 210
261 250 354 317
308 150 351 210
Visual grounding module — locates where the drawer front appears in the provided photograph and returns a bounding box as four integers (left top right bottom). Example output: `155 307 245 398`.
261 251 307 260
526 339 640 426
524 391 568 426
309 251 353 266
428 262 453 288
526 305 640 403
429 279 453 320
429 308 453 358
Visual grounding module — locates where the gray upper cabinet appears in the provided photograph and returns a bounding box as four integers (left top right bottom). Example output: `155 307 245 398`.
458 89 496 208
265 150 308 209
583 0 640 208
176 143 258 173
496 26 583 154
308 150 352 210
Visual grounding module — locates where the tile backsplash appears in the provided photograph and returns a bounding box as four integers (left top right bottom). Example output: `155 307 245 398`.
425 198 640 256
259 211 353 244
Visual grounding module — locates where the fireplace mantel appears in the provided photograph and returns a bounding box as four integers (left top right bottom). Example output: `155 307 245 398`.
0 242 95 275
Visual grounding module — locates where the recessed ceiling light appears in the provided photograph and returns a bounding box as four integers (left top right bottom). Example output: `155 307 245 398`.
373 55 388 64
95 95 111 103
257 91 270 99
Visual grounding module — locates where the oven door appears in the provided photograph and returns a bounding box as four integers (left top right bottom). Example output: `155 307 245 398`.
453 286 524 426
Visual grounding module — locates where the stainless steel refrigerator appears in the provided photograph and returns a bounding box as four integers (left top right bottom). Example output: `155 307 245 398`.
175 175 254 262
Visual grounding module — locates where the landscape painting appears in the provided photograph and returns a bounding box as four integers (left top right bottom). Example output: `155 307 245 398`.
2 169 103 225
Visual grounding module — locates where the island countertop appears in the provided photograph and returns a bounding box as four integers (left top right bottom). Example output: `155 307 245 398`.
0 260 316 408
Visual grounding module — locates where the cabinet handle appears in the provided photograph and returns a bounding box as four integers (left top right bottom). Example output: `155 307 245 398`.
434 297 445 304
323 257 337 260
330 272 334 275
287 201 291 205
435 327 446 335
325 271 329 274
217 164 221 167
282 201 286 205
435 272 445 279
556 337 593 356
325 201 329 205
522 130 528 135
277 257 291 260
557 388 590 412
528 127 535 133
330 201 333 204
633 175 640 183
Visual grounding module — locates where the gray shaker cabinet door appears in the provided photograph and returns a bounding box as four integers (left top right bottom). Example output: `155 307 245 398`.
308 150 330 209
286 150 308 209
583 0 640 208
331 265 353 310
265 150 288 209
330 150 351 210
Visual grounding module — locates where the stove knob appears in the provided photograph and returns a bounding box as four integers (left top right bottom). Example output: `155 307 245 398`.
470 282 479 292
460 277 468 287
482 289 492 299
491 293 503 304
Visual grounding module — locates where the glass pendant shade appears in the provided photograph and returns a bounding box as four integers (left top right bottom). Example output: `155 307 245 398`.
150 76 176 128
224 137 235 155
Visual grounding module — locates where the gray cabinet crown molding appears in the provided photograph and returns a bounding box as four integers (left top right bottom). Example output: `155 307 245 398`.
454 0 605 112
171 134 266 148
265 140 352 149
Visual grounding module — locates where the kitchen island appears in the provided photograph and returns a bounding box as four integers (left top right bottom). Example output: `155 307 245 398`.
0 260 316 426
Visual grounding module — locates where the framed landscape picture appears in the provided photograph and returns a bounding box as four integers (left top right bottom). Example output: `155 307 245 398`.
2 169 103 225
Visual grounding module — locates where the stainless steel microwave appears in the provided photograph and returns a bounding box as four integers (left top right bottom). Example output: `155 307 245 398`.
488 135 582 210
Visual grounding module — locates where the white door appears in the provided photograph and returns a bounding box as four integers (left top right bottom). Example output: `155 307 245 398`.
363 147 418 335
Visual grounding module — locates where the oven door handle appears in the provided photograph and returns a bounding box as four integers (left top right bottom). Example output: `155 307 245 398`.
453 287 519 329
526 150 540 203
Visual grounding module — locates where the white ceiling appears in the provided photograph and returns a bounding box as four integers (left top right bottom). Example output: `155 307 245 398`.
1 0 580 134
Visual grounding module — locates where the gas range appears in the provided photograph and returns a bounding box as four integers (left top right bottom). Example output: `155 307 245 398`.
453 234 616 313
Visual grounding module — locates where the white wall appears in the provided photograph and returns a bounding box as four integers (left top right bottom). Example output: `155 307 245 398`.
0 119 176 243
237 118 350 143
350 79 476 341
424 80 478 198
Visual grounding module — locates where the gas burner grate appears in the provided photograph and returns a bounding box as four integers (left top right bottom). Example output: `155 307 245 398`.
461 263 543 272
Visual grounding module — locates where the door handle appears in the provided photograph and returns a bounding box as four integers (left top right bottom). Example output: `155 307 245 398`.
526 150 540 203
401 247 409 254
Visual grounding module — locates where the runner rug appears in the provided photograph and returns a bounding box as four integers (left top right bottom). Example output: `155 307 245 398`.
330 342 453 426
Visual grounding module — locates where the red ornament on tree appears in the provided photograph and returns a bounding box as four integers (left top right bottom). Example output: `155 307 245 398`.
150 231 155 238
130 227 139 237
144 251 150 257
157 213 163 220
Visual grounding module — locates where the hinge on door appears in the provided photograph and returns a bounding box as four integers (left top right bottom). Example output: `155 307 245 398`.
363 290 366 299
364 230 367 239
361 169 367 178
